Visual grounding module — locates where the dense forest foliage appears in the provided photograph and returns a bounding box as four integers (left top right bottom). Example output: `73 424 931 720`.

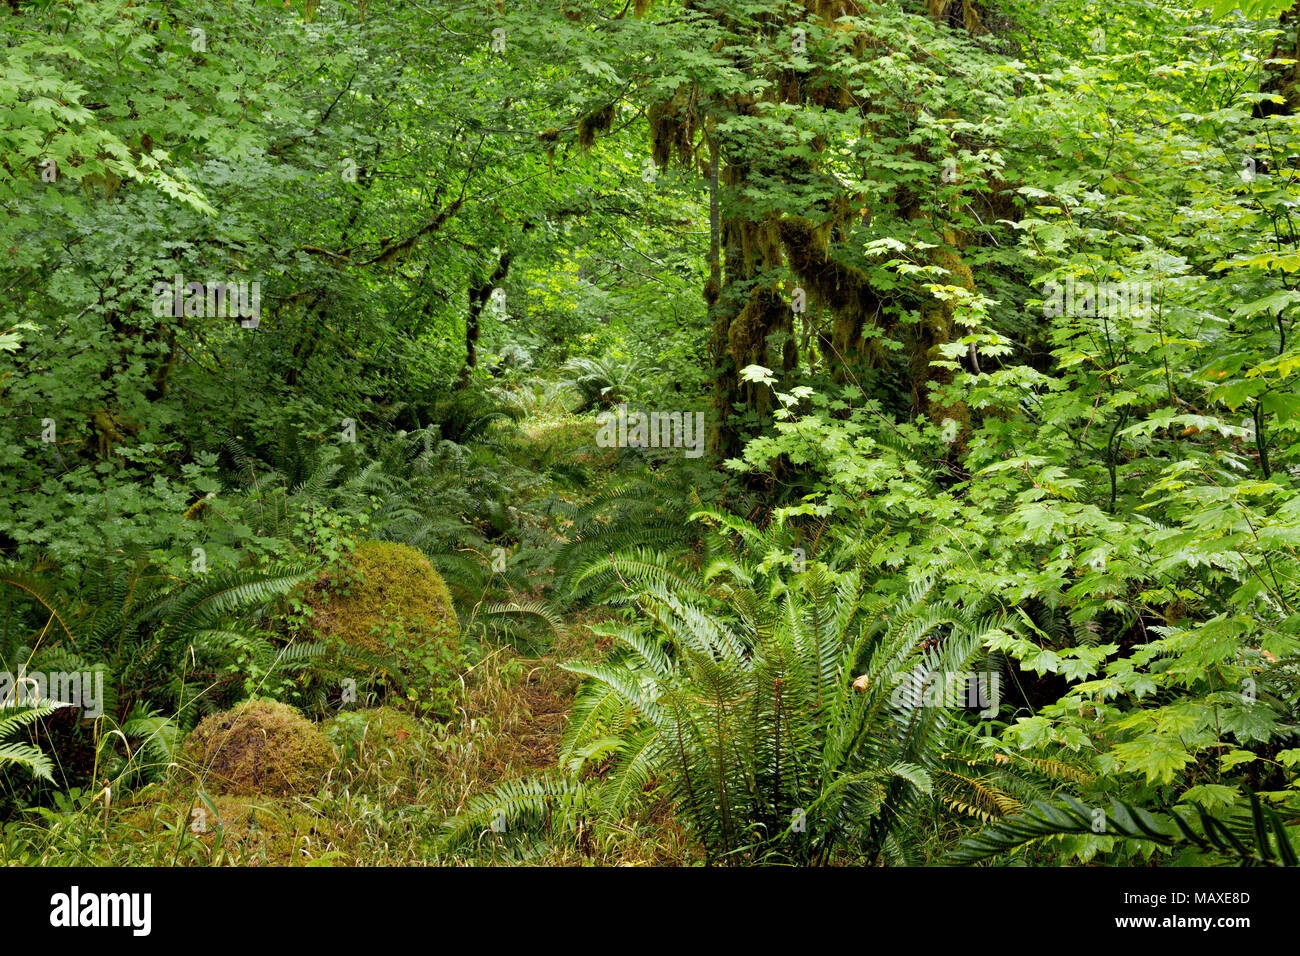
1 0 1299 868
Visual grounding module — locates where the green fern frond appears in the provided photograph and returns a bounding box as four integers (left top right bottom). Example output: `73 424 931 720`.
948 793 1298 867
439 773 587 854
0 702 66 781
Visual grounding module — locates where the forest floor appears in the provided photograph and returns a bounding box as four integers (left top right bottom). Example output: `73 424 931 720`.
429 408 694 864
6 405 691 866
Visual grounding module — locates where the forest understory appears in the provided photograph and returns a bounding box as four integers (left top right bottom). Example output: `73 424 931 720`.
2 0 1300 869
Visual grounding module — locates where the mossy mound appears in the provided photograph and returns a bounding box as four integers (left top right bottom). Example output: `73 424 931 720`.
305 540 462 704
325 706 429 776
119 792 335 866
181 699 335 797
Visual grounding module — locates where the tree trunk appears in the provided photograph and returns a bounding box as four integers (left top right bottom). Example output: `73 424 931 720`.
458 250 512 387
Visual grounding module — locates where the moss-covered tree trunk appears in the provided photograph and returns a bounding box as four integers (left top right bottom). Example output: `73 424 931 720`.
650 0 995 458
458 250 511 387
1258 0 1300 117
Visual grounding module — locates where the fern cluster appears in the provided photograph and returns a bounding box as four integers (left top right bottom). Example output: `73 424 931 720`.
0 556 312 791
443 514 1035 864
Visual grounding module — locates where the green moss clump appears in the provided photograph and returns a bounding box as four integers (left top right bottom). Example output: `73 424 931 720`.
194 796 332 865
118 791 335 866
306 540 463 709
325 706 429 778
181 699 335 797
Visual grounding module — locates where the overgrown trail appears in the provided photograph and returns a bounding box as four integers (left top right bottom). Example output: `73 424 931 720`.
516 680 567 768
442 410 609 813
428 404 698 865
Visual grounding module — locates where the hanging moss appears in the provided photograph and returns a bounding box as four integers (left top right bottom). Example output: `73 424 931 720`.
735 217 783 270
647 89 697 170
727 285 790 419
809 0 865 18
830 309 861 370
181 699 335 797
727 295 760 368
647 100 674 169
776 69 801 106
1259 1 1300 116
703 275 721 306
578 102 616 151
776 216 879 319
696 0 949 457
925 0 982 31
927 0 988 34
909 302 953 407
